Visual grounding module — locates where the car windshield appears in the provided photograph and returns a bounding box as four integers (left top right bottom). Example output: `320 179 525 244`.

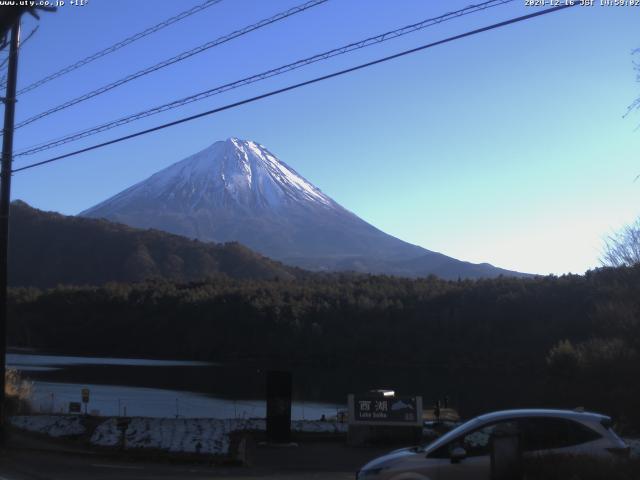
420 418 482 453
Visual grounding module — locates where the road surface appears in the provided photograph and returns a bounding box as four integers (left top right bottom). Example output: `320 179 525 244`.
0 447 357 479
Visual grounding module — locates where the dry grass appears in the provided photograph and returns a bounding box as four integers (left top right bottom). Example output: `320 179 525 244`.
4 368 32 415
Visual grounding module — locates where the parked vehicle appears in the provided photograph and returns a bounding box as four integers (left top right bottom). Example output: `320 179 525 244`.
356 409 629 480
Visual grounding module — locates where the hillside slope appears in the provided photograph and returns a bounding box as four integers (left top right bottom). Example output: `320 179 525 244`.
9 201 298 287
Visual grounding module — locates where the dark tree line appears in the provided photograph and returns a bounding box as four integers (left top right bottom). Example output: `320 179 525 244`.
7 265 640 430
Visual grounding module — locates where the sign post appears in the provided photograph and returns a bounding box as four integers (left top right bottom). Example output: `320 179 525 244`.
81 388 90 415
116 416 130 451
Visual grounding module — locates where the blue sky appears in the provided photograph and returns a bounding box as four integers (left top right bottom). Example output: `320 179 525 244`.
8 0 640 275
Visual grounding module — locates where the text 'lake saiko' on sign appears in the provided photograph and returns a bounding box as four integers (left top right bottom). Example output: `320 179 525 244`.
354 396 418 423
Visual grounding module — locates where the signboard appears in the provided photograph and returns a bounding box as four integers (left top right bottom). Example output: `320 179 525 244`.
348 394 422 426
68 402 81 414
81 388 90 403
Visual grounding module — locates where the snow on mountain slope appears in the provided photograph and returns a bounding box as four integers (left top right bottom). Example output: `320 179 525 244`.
81 138 526 279
87 138 335 216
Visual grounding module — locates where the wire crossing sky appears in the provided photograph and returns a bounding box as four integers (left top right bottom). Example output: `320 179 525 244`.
12 4 576 173
9 0 640 276
13 0 516 158
12 0 328 130
11 0 225 95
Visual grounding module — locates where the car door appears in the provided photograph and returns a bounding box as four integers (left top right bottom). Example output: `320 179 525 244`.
435 420 518 480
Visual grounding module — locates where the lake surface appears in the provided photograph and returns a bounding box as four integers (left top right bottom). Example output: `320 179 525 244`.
6 352 344 419
7 352 545 420
7 353 213 368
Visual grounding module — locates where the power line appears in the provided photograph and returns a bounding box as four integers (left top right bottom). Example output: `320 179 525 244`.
11 0 328 131
12 4 577 175
14 0 515 158
0 26 38 72
3 0 225 94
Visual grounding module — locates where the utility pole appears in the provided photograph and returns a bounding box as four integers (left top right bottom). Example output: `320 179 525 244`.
0 16 20 441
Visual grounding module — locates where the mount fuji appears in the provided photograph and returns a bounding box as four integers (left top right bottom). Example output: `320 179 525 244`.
80 138 525 279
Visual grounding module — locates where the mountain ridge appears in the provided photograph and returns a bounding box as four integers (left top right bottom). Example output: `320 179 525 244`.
81 137 528 280
9 200 300 288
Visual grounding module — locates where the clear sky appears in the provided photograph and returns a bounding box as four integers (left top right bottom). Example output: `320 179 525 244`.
7 0 640 275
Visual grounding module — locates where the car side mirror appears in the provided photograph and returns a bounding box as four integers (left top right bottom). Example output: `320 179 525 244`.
450 446 467 464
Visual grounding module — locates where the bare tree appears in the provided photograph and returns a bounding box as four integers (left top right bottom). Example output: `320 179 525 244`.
603 49 640 267
602 218 640 267
625 48 640 119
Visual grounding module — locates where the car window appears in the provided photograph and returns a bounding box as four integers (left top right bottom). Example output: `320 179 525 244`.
567 419 602 445
519 417 601 451
461 421 520 457
428 420 518 458
461 424 496 457
423 418 481 456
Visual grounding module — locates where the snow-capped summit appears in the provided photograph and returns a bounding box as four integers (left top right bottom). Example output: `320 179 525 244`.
81 138 526 279
86 138 335 217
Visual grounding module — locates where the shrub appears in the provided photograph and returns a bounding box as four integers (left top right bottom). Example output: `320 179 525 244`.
4 368 32 415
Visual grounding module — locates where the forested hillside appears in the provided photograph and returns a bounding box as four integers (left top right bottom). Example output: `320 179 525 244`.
9 201 299 287
8 265 640 429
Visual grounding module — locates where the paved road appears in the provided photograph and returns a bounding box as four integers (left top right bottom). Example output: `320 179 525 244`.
0 448 357 480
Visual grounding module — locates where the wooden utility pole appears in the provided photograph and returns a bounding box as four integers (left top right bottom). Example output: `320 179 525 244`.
0 16 20 441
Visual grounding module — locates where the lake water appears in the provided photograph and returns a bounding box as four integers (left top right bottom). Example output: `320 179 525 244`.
6 352 549 421
6 352 344 419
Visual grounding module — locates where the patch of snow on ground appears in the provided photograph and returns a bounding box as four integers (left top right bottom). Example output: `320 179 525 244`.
234 418 266 431
90 417 346 456
91 418 231 454
124 418 231 454
13 414 349 457
10 415 85 437
291 420 347 434
90 418 120 447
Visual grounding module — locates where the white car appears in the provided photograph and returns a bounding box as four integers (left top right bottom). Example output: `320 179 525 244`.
356 409 629 480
